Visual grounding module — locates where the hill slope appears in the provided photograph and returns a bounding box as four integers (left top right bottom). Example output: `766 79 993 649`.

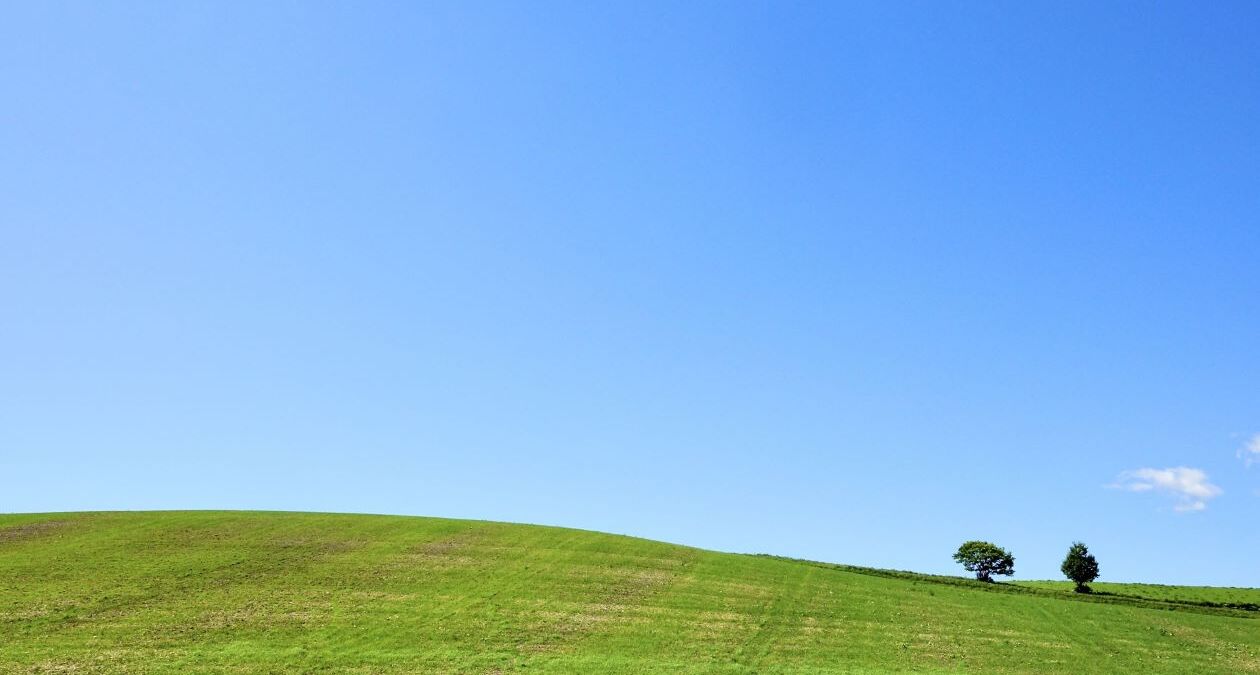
1011 580 1260 610
1 511 1257 673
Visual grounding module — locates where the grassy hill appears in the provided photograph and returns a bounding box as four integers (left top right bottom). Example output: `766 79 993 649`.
1 511 1257 673
1012 580 1260 611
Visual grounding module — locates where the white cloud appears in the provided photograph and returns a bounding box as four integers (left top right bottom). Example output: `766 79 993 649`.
1238 434 1260 467
1111 467 1222 512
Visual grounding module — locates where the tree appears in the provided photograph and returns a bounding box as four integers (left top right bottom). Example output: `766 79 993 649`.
953 541 1015 582
1061 542 1100 593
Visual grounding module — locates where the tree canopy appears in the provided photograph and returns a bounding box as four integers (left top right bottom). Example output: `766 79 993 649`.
1061 542 1100 593
953 541 1015 582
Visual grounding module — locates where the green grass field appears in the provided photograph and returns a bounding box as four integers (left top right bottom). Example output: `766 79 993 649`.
1013 580 1260 609
2 511 1257 673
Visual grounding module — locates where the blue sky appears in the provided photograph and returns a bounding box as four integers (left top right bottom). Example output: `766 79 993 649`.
3 1 1258 585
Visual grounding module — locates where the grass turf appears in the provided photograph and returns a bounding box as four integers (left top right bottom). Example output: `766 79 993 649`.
1012 580 1260 610
1 511 1257 673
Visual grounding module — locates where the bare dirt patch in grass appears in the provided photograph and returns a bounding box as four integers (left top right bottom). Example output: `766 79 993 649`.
1153 621 1260 673
0 521 69 545
386 533 490 571
516 564 686 655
